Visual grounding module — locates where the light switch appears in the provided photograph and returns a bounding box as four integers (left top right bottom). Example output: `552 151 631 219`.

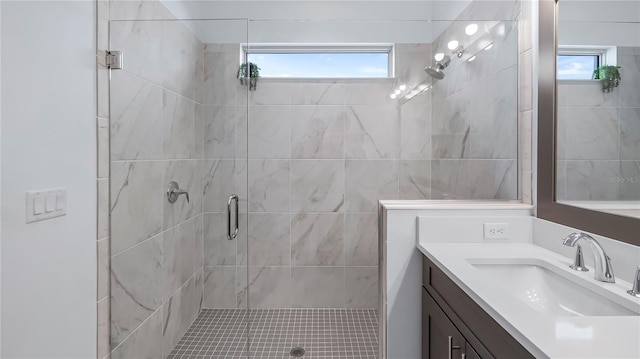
26 188 67 223
45 196 56 213
34 198 45 214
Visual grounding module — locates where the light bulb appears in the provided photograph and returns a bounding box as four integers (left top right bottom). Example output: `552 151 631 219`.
399 84 407 91
447 40 459 50
390 93 397 99
465 24 478 36
484 43 494 51
434 52 445 62
394 89 402 95
468 55 476 62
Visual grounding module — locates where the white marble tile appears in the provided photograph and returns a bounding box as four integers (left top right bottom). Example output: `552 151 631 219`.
557 83 619 108
248 106 291 159
161 21 201 101
194 104 204 159
518 49 533 112
345 213 378 267
291 213 344 266
289 82 348 105
291 160 345 212
97 178 109 240
345 267 378 308
97 117 109 178
291 106 345 159
110 0 175 21
345 105 399 159
204 213 236 266
203 266 237 309
346 83 396 106
399 160 431 200
248 160 290 212
162 271 203 357
202 160 236 213
556 161 567 201
163 160 202 229
97 238 109 301
111 161 163 254
249 82 291 105
110 21 164 85
237 266 291 308
194 214 204 273
565 160 621 200
110 235 163 348
111 308 163 359
110 71 163 161
204 106 238 159
163 219 197 301
620 161 640 200
564 107 619 160
430 159 518 200
97 64 109 119
345 160 398 212
204 51 240 106
163 91 196 159
97 298 110 359
400 105 431 159
291 267 345 308
432 66 518 159
519 110 533 173
240 214 290 266
620 108 640 160
618 54 640 107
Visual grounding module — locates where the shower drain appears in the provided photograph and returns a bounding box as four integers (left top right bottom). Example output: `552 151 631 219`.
290 347 305 357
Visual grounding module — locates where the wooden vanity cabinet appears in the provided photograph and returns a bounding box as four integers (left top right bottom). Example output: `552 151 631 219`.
422 256 535 359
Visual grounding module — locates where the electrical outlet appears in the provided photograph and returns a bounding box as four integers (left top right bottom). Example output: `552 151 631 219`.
484 223 509 239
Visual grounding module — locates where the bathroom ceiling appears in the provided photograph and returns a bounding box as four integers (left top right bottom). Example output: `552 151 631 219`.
158 0 473 44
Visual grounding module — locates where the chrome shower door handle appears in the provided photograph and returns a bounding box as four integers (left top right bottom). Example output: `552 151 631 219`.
167 181 189 203
227 194 239 240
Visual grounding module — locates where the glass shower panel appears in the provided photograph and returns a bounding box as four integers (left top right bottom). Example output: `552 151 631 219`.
108 18 250 358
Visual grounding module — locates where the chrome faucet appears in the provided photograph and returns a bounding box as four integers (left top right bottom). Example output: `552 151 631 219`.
562 232 615 283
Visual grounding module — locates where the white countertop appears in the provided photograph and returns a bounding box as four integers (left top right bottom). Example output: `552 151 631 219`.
417 242 640 359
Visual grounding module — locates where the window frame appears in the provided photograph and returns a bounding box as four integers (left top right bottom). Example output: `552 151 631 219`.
556 46 616 81
242 44 395 79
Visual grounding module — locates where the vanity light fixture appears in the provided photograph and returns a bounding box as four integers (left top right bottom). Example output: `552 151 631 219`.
465 23 478 36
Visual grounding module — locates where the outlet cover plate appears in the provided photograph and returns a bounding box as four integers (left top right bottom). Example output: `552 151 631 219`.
484 223 509 239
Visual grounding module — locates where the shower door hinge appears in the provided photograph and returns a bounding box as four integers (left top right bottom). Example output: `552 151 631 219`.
106 51 123 70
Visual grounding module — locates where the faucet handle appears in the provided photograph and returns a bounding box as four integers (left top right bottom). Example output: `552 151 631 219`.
627 266 640 298
569 244 589 272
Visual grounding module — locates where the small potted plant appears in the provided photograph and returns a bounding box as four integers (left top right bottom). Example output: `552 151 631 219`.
237 62 260 91
592 65 622 93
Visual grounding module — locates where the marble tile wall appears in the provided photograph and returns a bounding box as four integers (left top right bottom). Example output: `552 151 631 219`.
556 46 640 201
107 12 205 359
429 3 521 200
201 43 432 310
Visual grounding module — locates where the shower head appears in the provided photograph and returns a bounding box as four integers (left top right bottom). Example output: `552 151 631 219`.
424 66 445 79
424 55 451 80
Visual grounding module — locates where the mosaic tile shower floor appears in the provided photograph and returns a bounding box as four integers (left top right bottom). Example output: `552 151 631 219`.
168 308 378 359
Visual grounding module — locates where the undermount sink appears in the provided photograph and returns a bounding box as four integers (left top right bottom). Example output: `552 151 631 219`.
467 259 639 317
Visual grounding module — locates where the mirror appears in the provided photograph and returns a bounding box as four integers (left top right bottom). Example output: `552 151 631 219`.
555 1 640 219
537 0 639 246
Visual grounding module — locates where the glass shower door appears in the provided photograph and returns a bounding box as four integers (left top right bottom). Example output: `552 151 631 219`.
108 18 250 358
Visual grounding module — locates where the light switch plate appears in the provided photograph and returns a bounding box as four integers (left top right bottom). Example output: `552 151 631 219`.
26 189 67 223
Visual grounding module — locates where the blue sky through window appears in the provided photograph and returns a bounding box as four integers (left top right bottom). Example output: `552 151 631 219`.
247 52 389 78
557 54 599 80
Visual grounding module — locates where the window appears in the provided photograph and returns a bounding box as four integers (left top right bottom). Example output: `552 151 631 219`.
557 54 600 80
245 45 393 78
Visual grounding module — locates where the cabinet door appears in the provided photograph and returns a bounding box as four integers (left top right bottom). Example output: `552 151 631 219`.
422 287 465 359
465 342 481 359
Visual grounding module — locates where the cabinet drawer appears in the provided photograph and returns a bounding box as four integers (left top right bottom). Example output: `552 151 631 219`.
423 256 534 359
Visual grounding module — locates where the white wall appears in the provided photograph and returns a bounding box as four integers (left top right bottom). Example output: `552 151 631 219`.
1 1 96 358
